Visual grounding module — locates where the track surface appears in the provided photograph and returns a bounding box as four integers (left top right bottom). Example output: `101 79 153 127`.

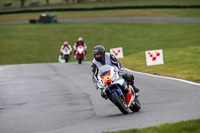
0 62 200 133
59 18 200 23
1 18 200 25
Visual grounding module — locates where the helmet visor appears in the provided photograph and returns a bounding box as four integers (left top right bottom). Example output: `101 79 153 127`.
95 54 101 58
94 53 103 62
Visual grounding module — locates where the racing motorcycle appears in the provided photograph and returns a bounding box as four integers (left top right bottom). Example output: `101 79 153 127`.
75 45 86 64
96 65 141 114
61 47 71 62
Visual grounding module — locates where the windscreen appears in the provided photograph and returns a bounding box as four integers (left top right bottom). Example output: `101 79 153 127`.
99 65 111 76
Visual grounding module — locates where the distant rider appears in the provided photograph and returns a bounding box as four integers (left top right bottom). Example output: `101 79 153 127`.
91 45 139 98
73 37 87 58
60 41 72 54
58 41 72 63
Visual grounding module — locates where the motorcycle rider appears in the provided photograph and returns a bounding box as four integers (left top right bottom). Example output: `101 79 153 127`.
60 41 72 54
73 37 87 58
91 45 139 98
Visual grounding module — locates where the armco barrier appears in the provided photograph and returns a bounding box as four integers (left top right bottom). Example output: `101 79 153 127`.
0 5 200 15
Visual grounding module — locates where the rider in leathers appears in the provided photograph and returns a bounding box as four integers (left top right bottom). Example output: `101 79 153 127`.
91 45 139 98
60 41 72 54
73 37 87 56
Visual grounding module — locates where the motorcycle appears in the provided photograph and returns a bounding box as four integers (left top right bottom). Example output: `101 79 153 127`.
61 47 71 63
96 65 141 114
75 45 86 64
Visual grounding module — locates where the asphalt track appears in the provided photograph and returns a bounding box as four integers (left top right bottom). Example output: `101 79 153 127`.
0 62 200 133
1 18 200 25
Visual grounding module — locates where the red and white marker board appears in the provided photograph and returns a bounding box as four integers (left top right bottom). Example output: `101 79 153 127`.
145 49 164 66
110 47 124 58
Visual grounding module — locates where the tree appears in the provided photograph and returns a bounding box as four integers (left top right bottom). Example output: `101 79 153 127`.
20 0 26 7
77 0 86 3
63 0 70 4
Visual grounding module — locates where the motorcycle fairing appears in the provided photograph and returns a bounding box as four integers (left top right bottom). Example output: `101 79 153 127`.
64 47 68 52
76 46 85 60
100 70 112 87
126 85 135 107
76 50 85 55
100 66 129 103
76 46 85 55
62 47 70 55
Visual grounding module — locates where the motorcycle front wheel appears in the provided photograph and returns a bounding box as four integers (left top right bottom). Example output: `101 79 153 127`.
78 59 82 64
64 55 69 62
77 55 82 64
111 91 129 114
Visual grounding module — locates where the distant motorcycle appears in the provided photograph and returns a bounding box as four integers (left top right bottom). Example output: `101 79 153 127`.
75 45 86 64
96 65 141 114
61 47 71 62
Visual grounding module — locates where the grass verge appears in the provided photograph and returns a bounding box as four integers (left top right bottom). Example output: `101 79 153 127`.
102 119 200 133
0 9 200 23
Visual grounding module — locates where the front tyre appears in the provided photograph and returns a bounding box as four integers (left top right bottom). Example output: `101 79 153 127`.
77 55 82 64
78 59 82 64
64 55 69 62
111 91 129 114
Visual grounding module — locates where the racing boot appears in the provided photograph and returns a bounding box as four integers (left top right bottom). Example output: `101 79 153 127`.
130 78 139 93
132 85 139 93
122 73 139 93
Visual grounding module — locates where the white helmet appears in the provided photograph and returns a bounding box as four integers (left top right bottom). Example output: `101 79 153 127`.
64 41 68 45
78 37 83 42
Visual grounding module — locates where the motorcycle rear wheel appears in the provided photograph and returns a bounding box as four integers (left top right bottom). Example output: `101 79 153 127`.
111 91 129 114
130 98 141 112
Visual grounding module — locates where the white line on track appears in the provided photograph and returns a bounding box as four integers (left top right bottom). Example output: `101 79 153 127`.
125 68 200 87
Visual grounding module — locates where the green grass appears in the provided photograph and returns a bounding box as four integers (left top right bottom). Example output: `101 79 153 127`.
102 119 200 133
1 9 200 23
118 23 200 82
0 22 199 82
